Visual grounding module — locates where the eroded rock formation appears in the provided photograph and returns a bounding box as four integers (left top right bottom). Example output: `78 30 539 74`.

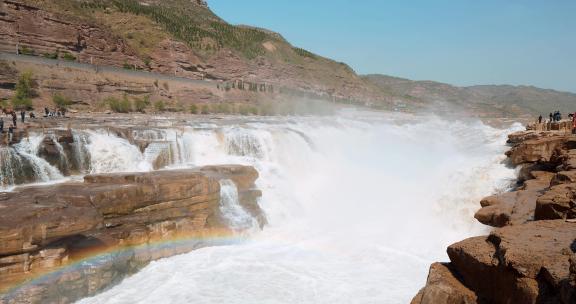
0 165 263 304
413 126 576 304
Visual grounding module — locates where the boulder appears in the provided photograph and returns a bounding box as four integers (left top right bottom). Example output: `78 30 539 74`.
506 135 568 166
448 220 576 304
411 263 477 304
535 183 576 220
474 171 553 227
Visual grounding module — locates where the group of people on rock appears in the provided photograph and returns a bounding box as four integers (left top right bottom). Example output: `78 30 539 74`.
0 106 69 144
538 111 565 123
44 107 67 118
0 110 18 144
538 111 576 134
551 111 562 122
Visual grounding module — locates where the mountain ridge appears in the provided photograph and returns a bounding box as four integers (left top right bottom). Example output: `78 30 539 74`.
363 74 576 117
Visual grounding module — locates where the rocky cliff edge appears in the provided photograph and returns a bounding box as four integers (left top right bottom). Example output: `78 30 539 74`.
412 121 576 304
0 165 263 304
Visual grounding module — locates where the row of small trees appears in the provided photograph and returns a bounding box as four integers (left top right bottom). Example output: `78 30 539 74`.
110 0 270 59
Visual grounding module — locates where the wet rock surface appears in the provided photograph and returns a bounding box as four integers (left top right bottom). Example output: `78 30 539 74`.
413 126 576 304
0 165 263 304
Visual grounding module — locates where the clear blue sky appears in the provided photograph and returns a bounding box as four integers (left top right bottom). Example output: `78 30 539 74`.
209 0 576 93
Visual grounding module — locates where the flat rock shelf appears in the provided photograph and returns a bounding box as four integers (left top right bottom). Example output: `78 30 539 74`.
0 165 264 304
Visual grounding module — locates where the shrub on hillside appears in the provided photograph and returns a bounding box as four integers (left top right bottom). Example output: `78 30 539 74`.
107 95 132 113
200 104 210 115
12 71 35 110
43 52 58 59
189 104 198 114
60 52 76 61
154 100 166 112
52 94 73 109
133 95 150 113
19 46 34 56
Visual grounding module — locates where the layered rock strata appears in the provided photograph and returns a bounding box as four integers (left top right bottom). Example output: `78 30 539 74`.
0 165 263 304
412 126 576 304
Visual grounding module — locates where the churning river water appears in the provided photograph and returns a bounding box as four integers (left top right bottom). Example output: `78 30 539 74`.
1 111 523 303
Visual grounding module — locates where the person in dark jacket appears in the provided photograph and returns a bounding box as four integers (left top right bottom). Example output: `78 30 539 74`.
0 117 3 133
549 113 553 123
20 110 25 123
538 115 542 124
8 125 14 143
11 112 16 128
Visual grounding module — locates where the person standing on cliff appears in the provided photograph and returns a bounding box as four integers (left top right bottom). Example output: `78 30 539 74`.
538 115 542 124
11 112 17 128
572 112 576 134
549 113 553 123
8 125 14 143
20 110 25 123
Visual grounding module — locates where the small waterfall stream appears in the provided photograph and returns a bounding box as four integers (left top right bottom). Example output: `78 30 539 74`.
219 179 259 231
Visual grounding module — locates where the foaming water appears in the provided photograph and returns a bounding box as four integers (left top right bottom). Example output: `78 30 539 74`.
77 113 522 304
85 130 152 173
219 179 259 231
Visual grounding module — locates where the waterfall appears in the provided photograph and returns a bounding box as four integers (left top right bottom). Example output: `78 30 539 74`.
219 179 259 231
0 147 23 188
78 114 524 304
0 114 526 303
85 130 152 173
49 134 70 171
71 130 91 172
15 135 64 182
0 135 64 189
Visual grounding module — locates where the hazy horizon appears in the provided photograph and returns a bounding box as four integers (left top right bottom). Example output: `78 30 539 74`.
210 0 576 94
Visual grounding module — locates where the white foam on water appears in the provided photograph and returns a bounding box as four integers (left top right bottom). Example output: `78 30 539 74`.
85 130 152 173
12 135 64 182
77 113 523 304
219 179 259 232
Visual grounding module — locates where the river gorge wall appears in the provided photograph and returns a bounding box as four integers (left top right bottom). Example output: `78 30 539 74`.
412 124 576 304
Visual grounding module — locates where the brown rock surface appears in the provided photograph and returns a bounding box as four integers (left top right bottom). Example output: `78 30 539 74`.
448 220 576 304
506 135 568 166
535 183 576 220
0 165 263 304
474 171 553 227
411 263 478 304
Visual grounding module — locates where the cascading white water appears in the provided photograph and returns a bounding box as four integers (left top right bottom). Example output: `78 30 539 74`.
49 134 70 170
0 147 22 188
71 130 91 172
85 130 152 173
219 179 260 231
11 135 63 183
77 113 523 304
